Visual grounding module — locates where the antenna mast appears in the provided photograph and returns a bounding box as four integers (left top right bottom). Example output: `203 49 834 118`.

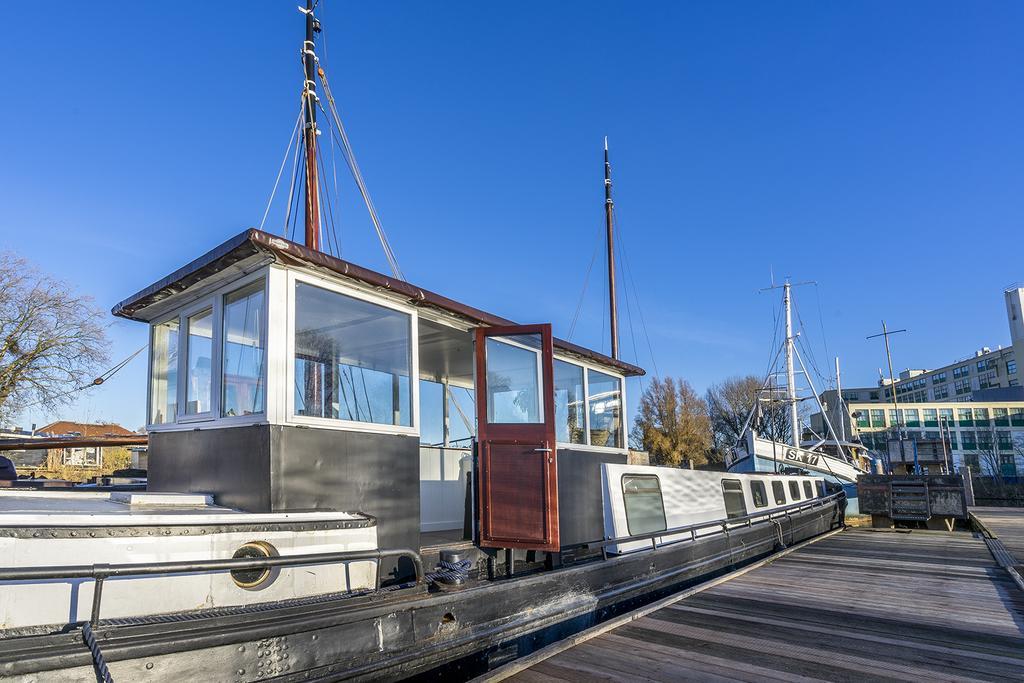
783 282 799 447
301 0 322 251
604 137 619 359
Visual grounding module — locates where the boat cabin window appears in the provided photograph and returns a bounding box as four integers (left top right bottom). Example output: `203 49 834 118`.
149 318 179 424
621 474 666 536
772 480 787 505
788 480 801 501
221 281 266 417
293 281 412 427
750 480 768 508
185 308 214 415
485 336 543 423
802 480 813 499
722 479 747 519
587 369 623 448
554 361 586 444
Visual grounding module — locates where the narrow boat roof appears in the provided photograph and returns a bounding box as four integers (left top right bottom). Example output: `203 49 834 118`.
111 228 645 377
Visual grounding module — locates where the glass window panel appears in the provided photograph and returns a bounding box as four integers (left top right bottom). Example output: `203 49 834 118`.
419 379 444 446
221 281 265 417
788 480 801 500
447 386 475 446
722 479 747 519
185 308 213 415
293 282 412 427
750 481 768 508
772 480 787 505
149 319 179 424
485 336 542 424
554 361 586 444
622 474 666 536
588 369 623 448
802 480 813 498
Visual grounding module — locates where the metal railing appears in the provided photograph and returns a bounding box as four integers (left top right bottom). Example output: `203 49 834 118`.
564 492 844 559
0 547 423 626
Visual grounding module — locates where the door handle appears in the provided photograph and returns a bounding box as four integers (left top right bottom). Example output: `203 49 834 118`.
533 448 552 453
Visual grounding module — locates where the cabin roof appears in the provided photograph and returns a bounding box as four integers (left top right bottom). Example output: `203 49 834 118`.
111 229 645 377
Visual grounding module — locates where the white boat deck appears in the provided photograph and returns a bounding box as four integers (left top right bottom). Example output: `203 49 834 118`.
0 490 368 526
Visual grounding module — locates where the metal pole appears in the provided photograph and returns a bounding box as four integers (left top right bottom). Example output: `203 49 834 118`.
604 137 619 360
939 416 950 474
302 0 321 250
784 283 799 447
868 321 907 474
835 356 846 442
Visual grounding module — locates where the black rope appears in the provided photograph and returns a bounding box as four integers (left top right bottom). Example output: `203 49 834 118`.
425 558 473 585
82 622 113 683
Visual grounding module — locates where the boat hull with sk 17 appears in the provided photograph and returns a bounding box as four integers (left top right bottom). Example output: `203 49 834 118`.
0 4 844 680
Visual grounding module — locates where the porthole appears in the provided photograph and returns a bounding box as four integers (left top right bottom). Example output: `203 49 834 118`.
230 541 277 589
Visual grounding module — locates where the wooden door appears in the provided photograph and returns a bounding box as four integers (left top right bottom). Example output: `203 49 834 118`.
474 324 558 551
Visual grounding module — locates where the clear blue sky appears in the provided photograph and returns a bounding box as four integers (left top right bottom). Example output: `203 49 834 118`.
2 2 1022 431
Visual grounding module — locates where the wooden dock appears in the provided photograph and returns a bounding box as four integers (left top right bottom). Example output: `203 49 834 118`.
495 528 1024 682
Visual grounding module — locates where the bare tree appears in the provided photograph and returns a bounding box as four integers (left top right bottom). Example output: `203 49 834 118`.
0 253 109 423
630 377 712 467
705 375 795 460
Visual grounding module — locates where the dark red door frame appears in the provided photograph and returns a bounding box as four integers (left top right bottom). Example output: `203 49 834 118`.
474 324 559 551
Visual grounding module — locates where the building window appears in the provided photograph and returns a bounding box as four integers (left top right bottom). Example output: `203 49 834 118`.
961 430 977 450
722 479 747 519
750 481 768 508
149 318 179 425
974 408 990 426
788 480 801 501
185 308 214 415
993 408 1009 427
946 431 957 450
1008 359 1018 375
938 408 954 425
869 391 880 400
963 453 980 474
588 369 623 448
953 365 970 379
1011 408 1024 427
923 409 938 427
933 384 949 400
554 360 586 444
870 409 886 427
978 371 998 389
221 281 265 417
904 409 920 427
293 282 412 427
1000 454 1017 477
62 447 101 467
977 430 993 450
997 431 1013 451
954 379 971 396
958 408 973 426
932 372 947 384
622 474 666 536
772 480 786 505
856 411 870 428
890 409 900 426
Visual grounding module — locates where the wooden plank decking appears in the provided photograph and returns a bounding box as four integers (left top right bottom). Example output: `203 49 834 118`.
503 529 1024 682
973 507 1024 562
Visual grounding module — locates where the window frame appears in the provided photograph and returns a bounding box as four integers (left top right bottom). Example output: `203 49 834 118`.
750 480 768 508
771 480 787 505
721 479 748 520
145 271 268 431
802 480 813 499
621 473 667 536
553 357 628 454
788 480 801 501
285 269 420 437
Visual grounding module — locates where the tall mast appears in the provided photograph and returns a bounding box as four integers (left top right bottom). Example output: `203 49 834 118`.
783 282 799 447
302 0 321 251
604 137 619 360
835 356 846 441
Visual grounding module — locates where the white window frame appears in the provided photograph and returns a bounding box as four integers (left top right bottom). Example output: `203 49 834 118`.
284 269 419 437
552 355 628 454
145 270 268 432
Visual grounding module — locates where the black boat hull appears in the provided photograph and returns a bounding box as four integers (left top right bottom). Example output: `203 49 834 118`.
0 502 839 682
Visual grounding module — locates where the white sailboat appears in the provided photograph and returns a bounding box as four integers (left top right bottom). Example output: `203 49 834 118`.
726 281 875 513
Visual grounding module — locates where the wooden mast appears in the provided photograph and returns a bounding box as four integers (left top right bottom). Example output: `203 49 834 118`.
604 137 620 360
302 0 321 251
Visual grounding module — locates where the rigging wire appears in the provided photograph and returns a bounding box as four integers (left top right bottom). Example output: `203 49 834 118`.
566 224 606 342
612 206 660 379
317 68 405 280
259 102 304 231
284 112 306 240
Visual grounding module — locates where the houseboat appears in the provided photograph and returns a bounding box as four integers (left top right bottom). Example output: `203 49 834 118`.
0 4 845 681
